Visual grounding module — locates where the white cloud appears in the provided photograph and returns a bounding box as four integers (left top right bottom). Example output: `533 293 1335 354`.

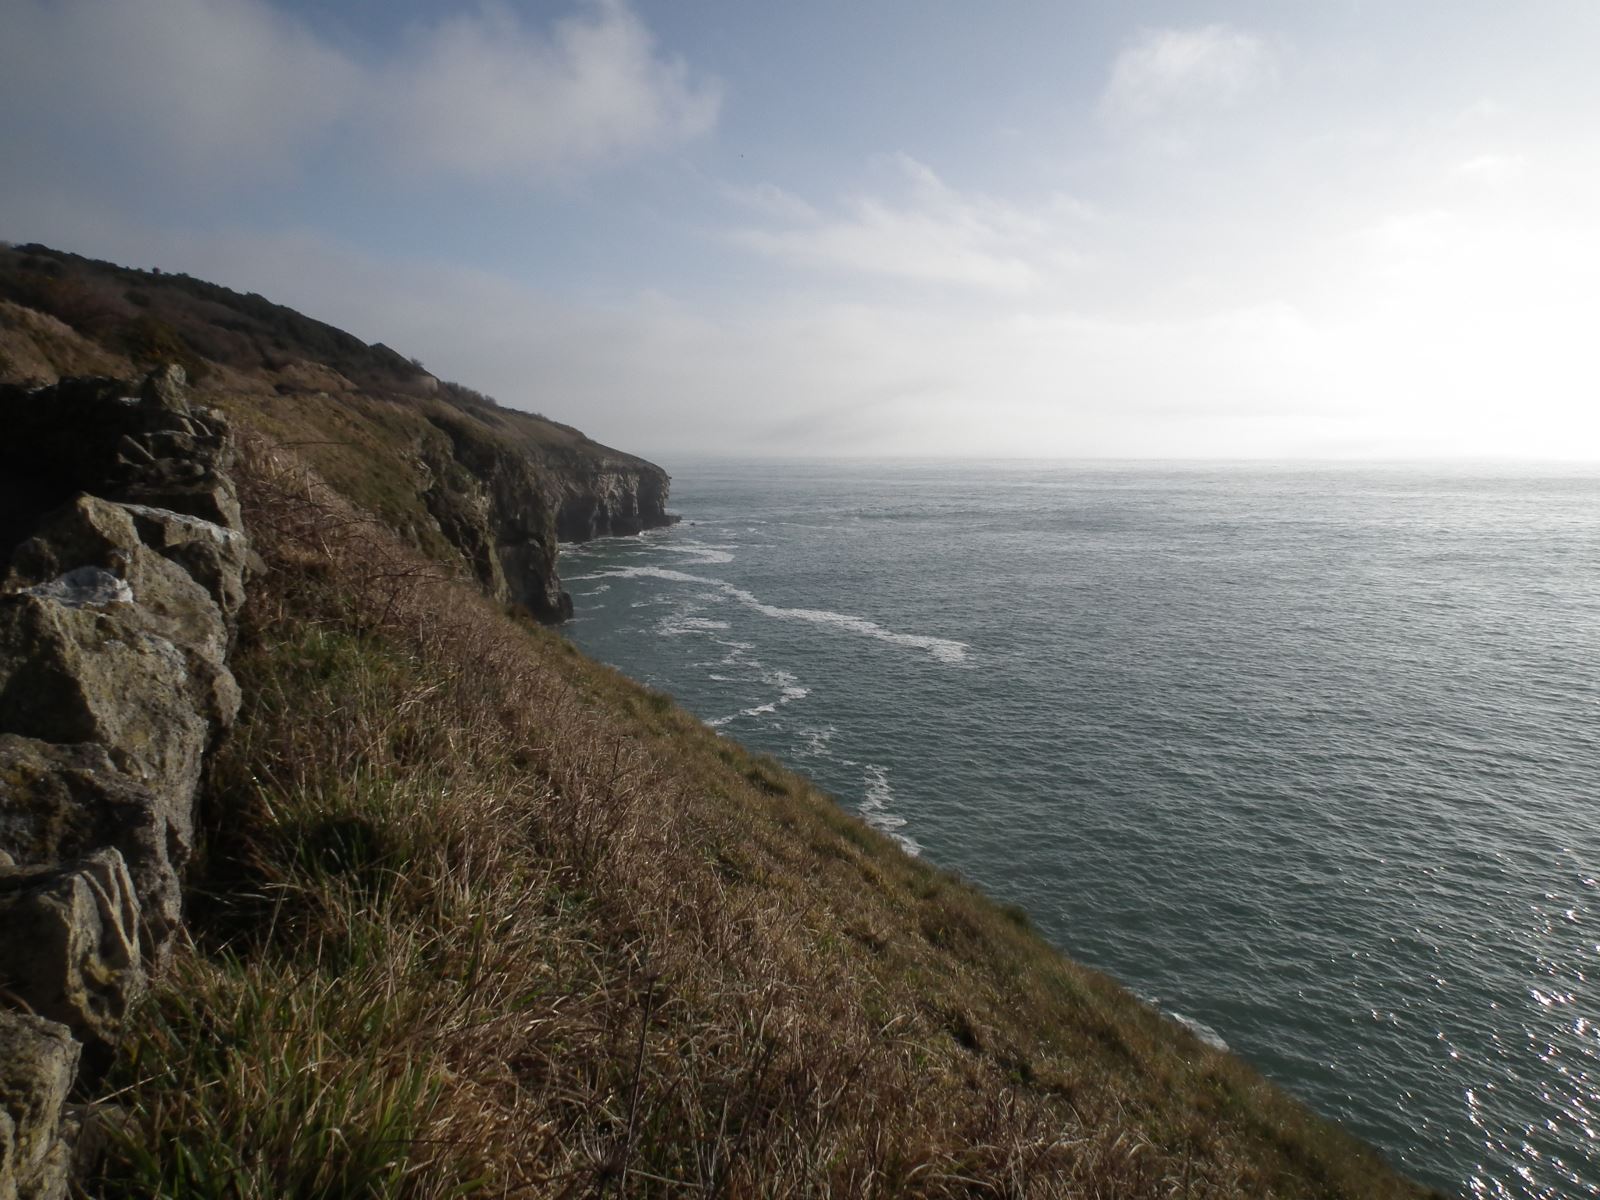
377 0 720 180
720 182 820 224
1453 153 1526 185
727 156 1085 292
1100 25 1277 126
0 0 718 188
0 0 353 177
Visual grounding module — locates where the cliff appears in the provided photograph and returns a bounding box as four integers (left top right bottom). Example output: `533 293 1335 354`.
0 244 674 622
0 250 1439 1198
417 392 673 620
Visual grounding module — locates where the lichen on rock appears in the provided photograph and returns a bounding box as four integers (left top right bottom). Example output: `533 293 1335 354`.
0 1013 79 1200
16 568 132 610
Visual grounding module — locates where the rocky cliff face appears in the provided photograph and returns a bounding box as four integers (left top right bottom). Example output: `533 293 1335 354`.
0 368 253 1200
419 406 674 622
554 456 672 542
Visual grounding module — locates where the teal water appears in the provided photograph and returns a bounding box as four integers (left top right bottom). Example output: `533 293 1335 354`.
560 459 1600 1199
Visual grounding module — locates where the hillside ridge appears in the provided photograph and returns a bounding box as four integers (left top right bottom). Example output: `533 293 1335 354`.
0 243 674 621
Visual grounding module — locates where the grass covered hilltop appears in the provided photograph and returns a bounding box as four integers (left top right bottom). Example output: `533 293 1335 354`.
0 246 1441 1198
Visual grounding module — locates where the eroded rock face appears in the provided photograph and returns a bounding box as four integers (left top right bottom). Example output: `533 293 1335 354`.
3 494 242 739
0 737 179 962
120 502 251 618
417 410 673 623
0 850 143 1048
0 595 211 844
0 367 242 557
554 463 672 542
0 367 251 1198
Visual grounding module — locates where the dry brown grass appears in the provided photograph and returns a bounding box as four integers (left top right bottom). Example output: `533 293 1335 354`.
94 431 1440 1198
0 298 129 383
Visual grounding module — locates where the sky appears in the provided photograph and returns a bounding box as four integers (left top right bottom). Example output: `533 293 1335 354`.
3 0 1599 460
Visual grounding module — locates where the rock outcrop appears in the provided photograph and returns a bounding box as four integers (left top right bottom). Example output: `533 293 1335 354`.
0 367 251 1199
553 457 672 542
420 407 674 622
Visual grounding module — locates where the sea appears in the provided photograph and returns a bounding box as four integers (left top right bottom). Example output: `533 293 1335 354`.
559 459 1600 1200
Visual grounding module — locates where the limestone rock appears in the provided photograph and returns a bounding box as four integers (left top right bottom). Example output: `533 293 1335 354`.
120 502 251 617
0 371 243 554
0 1109 15 1200
0 850 144 1048
0 736 180 962
554 464 672 542
0 594 210 854
4 494 244 725
417 414 672 623
16 569 131 610
0 1012 80 1200
137 363 187 416
0 365 252 1196
119 470 242 533
0 494 141 593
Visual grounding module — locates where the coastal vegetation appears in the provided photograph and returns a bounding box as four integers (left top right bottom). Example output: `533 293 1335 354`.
0 247 1439 1197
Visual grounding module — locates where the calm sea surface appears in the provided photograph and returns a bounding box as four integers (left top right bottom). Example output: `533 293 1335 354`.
560 460 1600 1199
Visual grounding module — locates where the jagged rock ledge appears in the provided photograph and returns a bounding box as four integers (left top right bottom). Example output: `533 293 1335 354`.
0 367 253 1200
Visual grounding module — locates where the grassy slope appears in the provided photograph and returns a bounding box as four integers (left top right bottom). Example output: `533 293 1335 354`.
89 422 1438 1198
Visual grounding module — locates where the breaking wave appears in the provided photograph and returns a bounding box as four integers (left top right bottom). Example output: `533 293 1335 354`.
595 566 969 665
859 764 920 856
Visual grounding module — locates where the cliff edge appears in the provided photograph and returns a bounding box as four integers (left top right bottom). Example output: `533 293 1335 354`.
0 243 674 622
417 390 673 620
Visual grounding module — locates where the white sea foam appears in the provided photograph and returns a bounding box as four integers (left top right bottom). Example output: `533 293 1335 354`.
858 764 920 856
659 541 736 565
717 639 755 666
573 583 611 597
1169 1011 1230 1052
658 613 732 637
1137 992 1230 1052
797 725 837 757
707 666 810 727
594 566 970 664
